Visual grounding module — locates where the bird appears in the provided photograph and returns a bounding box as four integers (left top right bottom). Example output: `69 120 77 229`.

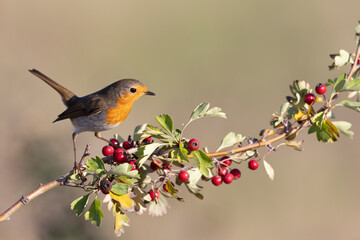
29 69 155 169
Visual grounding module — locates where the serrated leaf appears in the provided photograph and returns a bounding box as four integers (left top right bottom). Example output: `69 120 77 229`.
263 160 274 181
133 124 147 142
155 114 173 133
110 183 129 196
192 150 212 178
336 100 360 112
113 203 130 237
84 199 104 227
136 143 163 167
71 193 90 216
189 102 210 122
109 163 140 179
148 194 168 217
145 125 174 143
110 191 135 212
217 132 245 151
86 156 106 174
204 107 227 119
332 121 354 139
185 168 204 199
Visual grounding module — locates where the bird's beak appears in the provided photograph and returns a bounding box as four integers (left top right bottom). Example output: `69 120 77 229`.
145 91 156 96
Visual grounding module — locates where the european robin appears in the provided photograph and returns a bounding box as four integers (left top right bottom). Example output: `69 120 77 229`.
29 69 155 169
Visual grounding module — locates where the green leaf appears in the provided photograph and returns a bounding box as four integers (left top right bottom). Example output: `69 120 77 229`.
144 125 174 143
172 129 182 142
336 100 360 112
185 168 204 199
155 114 173 133
192 150 212 178
344 78 360 91
333 73 347 92
84 199 104 227
136 143 163 167
189 102 210 122
109 163 140 179
217 132 245 151
332 121 354 139
71 193 90 216
110 183 129 196
205 107 227 118
170 142 190 163
133 124 147 142
86 156 106 174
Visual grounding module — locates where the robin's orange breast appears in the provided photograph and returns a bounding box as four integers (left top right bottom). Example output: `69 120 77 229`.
105 97 134 126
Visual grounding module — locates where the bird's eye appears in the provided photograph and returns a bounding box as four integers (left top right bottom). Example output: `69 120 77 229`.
130 88 137 93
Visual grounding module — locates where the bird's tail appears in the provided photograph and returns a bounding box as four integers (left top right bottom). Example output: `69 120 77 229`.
29 69 77 105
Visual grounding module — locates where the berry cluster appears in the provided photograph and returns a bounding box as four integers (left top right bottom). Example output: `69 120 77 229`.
99 137 153 194
211 156 244 186
304 83 327 105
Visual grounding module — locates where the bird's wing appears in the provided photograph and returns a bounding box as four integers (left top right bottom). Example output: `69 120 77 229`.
53 95 108 122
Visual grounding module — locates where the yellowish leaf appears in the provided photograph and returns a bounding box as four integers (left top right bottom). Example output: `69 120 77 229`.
110 192 135 212
113 203 130 237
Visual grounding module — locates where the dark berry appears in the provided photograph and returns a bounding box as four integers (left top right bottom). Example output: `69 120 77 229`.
149 190 160 201
315 83 327 95
222 173 234 184
109 138 120 147
188 138 200 151
304 93 316 105
122 141 132 150
211 175 222 186
150 160 161 171
218 166 228 176
178 170 189 182
102 145 114 156
230 168 241 180
221 156 232 167
99 179 112 194
248 160 259 170
114 152 127 164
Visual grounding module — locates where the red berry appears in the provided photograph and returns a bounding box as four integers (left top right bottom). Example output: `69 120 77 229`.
128 160 137 170
109 138 120 147
357 58 360 65
218 166 228 176
315 83 327 95
144 136 152 144
230 168 241 180
304 93 316 105
150 160 161 171
114 148 124 155
102 145 114 156
248 160 259 170
221 156 232 167
122 141 132 150
211 175 223 186
149 190 160 201
188 138 200 151
99 179 112 194
162 162 171 170
114 152 127 164
222 173 234 184
178 170 189 182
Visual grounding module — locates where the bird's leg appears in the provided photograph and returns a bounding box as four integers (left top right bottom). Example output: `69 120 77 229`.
95 132 111 144
72 132 79 171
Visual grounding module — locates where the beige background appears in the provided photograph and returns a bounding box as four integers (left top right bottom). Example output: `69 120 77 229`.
1 1 360 239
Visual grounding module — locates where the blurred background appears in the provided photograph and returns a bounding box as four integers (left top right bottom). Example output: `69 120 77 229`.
1 0 360 239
